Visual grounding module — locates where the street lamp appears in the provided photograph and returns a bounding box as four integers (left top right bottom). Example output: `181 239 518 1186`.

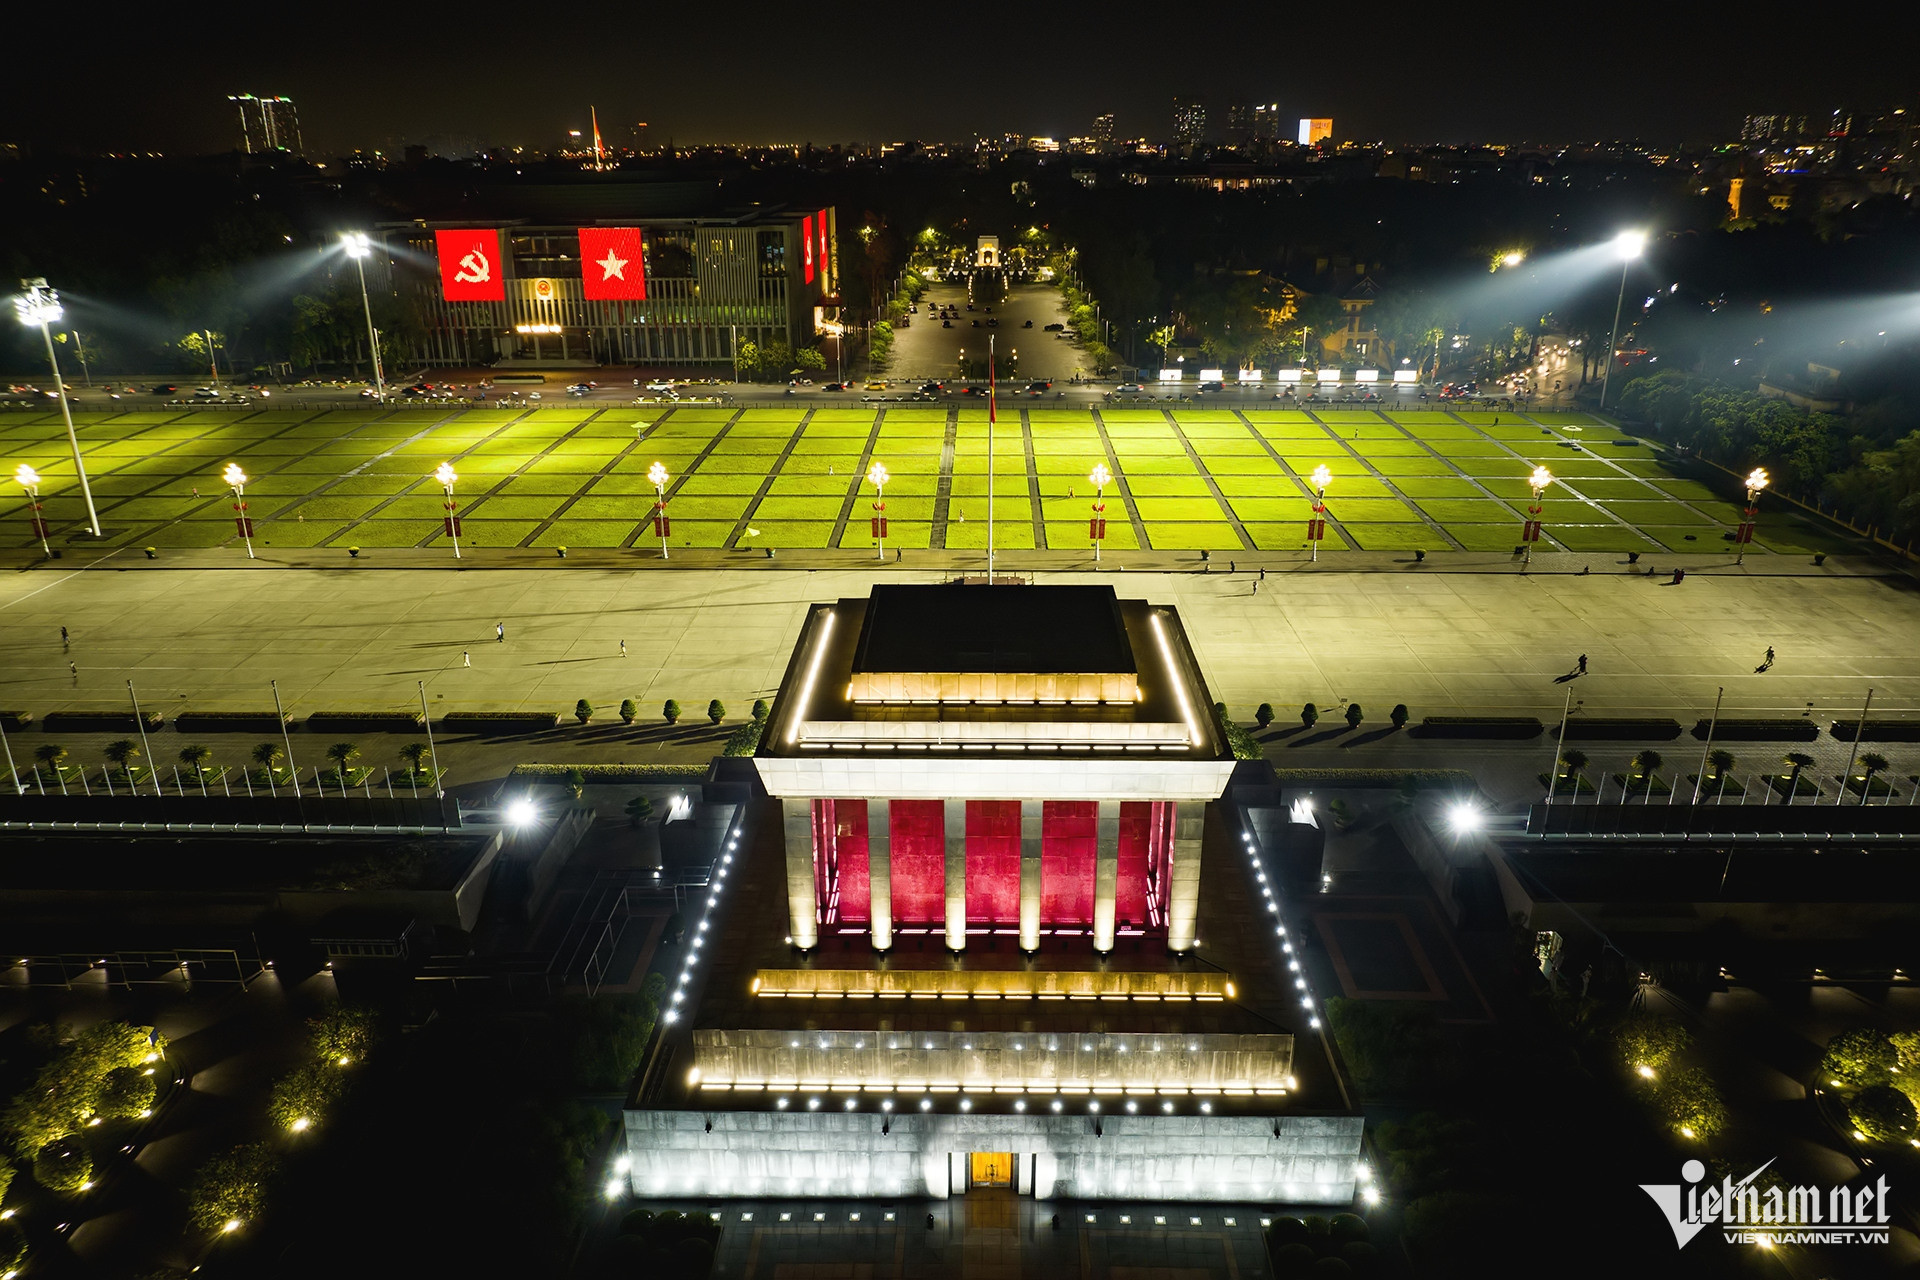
14 280 100 536
1088 462 1111 562
434 462 461 559
1523 466 1553 567
1308 464 1332 561
341 234 387 404
222 463 254 559
14 464 50 557
1598 230 1646 411
1735 467 1769 564
866 462 890 561
647 462 671 559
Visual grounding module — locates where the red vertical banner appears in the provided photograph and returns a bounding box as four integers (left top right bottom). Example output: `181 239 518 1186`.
1117 801 1152 929
888 800 946 923
817 208 831 286
831 800 871 923
1040 801 1096 924
578 226 647 300
965 801 1022 925
434 228 505 301
801 214 816 284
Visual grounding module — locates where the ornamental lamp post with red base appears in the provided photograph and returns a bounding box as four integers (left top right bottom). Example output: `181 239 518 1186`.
434 462 461 559
647 461 672 559
867 461 890 561
1522 465 1553 568
14 464 50 557
1088 462 1111 562
222 462 254 559
1735 467 1768 565
1308 464 1332 561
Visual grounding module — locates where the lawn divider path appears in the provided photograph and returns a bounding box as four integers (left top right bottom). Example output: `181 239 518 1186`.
1088 406 1152 551
1163 408 1255 552
931 406 958 550
1230 409 1360 551
621 407 746 548
724 411 815 551
1305 408 1463 551
827 409 886 548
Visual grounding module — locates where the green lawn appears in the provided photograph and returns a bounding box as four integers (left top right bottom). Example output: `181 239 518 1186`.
0 403 1873 557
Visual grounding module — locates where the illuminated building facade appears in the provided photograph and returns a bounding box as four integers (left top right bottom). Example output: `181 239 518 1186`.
228 94 303 156
1173 98 1207 147
1297 118 1333 146
622 586 1362 1202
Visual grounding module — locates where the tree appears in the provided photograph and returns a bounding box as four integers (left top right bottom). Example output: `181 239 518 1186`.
1659 1067 1726 1139
251 741 284 775
269 1060 344 1133
1850 1085 1918 1144
33 743 66 777
178 744 213 778
751 698 771 721
1781 750 1815 802
310 1005 376 1066
97 1065 156 1119
104 739 141 779
619 698 638 725
1558 748 1588 789
1630 748 1664 801
1856 751 1891 803
325 742 360 778
1821 1028 1896 1086
625 796 655 828
186 1141 278 1233
662 699 681 724
1344 703 1364 729
734 339 760 381
398 742 430 775
33 1138 91 1194
1705 748 1735 795
707 699 725 725
575 699 594 725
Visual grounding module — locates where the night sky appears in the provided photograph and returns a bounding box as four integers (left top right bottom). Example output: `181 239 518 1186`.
7 3 1914 155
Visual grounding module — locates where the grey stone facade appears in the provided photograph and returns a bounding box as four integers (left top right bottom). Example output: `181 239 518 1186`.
622 1109 1363 1203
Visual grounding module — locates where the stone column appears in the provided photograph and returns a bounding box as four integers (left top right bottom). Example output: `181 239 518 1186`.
1019 800 1044 952
1092 800 1120 952
867 799 893 951
781 797 818 950
1167 800 1206 952
943 798 967 952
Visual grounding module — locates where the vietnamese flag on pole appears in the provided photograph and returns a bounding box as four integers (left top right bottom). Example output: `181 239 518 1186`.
435 229 504 301
801 215 816 284
578 227 647 300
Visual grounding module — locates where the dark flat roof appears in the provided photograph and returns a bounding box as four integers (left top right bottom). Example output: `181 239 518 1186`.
851 585 1134 675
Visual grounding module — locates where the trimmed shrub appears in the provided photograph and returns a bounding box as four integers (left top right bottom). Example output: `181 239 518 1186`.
439 711 562 735
509 764 707 782
1820 1028 1897 1087
185 1140 278 1232
173 712 290 734
752 698 771 721
663 699 681 724
1690 718 1819 741
1338 1240 1378 1273
626 796 656 827
1389 704 1408 729
1850 1084 1919 1144
305 712 425 734
1413 716 1543 739
620 1208 656 1236
707 699 725 725
1659 1066 1727 1138
1615 1013 1691 1076
97 1065 156 1119
33 1137 91 1193
1327 1213 1369 1244
1301 702 1318 728
1255 702 1275 728
43 710 162 733
575 699 594 725
723 718 765 757
1271 1242 1317 1277
1830 719 1920 742
1562 717 1684 741
0 1220 24 1271
1344 703 1364 729
1267 1216 1309 1247
619 698 638 725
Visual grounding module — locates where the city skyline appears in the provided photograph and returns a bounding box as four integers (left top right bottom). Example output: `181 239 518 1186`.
4 2 1913 155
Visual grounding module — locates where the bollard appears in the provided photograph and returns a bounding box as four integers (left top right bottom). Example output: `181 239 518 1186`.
144 547 157 560
348 546 361 558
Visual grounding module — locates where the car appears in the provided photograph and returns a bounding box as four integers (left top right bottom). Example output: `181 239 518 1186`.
920 382 944 393
193 386 224 399
865 381 888 391
1197 381 1225 393
986 318 998 327
565 383 595 396
1043 323 1065 332
942 320 954 328
966 303 974 311
1025 381 1052 392
150 384 177 395
1114 383 1145 393
822 382 848 391
645 380 678 393
1022 320 1033 328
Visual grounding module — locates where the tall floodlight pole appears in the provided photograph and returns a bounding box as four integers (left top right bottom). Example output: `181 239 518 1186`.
1309 464 1332 562
1598 230 1646 411
988 333 996 582
223 463 254 558
648 461 672 559
418 680 444 801
270 678 301 798
15 280 100 536
342 233 388 404
1089 462 1111 562
435 462 462 559
866 462 890 561
15 464 51 557
1523 466 1554 568
1735 468 1769 565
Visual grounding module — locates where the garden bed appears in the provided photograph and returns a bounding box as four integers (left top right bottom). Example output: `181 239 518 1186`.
1412 716 1542 739
173 711 292 734
508 763 709 783
42 710 163 733
1830 719 1920 742
1564 717 1683 741
441 712 562 735
305 712 427 734
1690 718 1820 741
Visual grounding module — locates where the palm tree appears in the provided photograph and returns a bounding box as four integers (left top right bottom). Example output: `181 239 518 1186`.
1631 748 1664 803
1781 751 1815 804
325 742 360 780
251 742 284 776
103 738 141 781
398 742 430 777
33 743 67 779
1857 752 1891 805
1558 748 1589 793
178 744 213 778
1705 748 1736 799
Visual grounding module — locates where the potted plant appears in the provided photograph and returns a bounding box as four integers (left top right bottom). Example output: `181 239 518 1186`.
1254 703 1274 729
1344 703 1364 730
575 699 593 725
707 699 726 725
1301 702 1318 728
619 698 638 726
1389 703 1409 730
663 699 681 725
752 698 771 721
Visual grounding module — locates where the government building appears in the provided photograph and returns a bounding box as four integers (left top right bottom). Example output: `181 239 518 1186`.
622 584 1363 1202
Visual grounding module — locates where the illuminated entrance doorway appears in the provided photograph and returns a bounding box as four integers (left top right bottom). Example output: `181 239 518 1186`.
970 1152 1014 1189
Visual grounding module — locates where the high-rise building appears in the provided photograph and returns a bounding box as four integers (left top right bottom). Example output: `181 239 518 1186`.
228 94 303 156
1225 102 1280 145
1173 97 1206 146
1092 113 1116 145
1297 117 1332 146
1742 115 1808 142
1250 104 1281 142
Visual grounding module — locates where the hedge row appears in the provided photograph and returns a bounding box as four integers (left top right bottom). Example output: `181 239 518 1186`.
1413 717 1543 739
173 712 291 734
1831 720 1920 742
41 711 163 733
305 712 426 734
443 711 563 735
509 764 709 782
1690 718 1821 741
1268 768 1477 788
0 711 29 731
1561 717 1683 741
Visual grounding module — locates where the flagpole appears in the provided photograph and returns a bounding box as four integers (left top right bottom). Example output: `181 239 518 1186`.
988 333 995 584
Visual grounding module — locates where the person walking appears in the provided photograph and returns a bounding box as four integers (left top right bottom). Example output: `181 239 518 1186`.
1765 645 1775 666
463 650 471 668
1259 567 1266 582
60 626 68 646
68 660 77 678
1577 654 1588 675
496 623 505 643
620 640 627 658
